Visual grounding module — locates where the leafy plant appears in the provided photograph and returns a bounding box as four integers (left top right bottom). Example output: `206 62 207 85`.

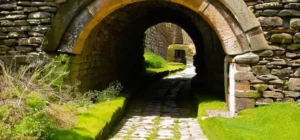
96 81 123 102
25 93 46 110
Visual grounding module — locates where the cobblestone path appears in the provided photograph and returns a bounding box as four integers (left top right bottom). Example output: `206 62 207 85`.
109 67 208 140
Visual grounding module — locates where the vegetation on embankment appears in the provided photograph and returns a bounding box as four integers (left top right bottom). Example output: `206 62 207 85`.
144 50 186 74
195 94 300 140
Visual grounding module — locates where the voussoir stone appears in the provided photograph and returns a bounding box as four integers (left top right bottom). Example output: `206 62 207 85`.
233 53 259 64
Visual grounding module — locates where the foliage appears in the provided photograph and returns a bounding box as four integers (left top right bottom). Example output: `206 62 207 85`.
144 50 167 68
25 92 46 110
12 110 56 139
0 105 9 120
96 81 123 102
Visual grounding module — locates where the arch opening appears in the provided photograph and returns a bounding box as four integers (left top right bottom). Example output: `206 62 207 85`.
69 1 226 97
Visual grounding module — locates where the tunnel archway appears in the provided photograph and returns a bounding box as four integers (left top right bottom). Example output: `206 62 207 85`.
62 1 229 92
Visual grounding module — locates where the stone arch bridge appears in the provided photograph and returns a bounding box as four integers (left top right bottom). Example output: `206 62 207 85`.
1 0 300 113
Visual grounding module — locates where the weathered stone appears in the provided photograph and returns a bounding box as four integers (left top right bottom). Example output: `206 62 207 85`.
250 79 265 84
256 98 273 105
271 69 293 78
5 14 27 19
56 0 67 4
287 44 300 51
294 68 300 77
290 18 300 30
269 79 284 85
18 37 43 46
271 59 288 66
0 3 17 10
284 3 300 9
258 59 270 65
260 9 280 16
252 65 271 75
281 98 295 103
278 9 300 16
233 53 259 64
16 46 35 52
270 33 293 44
257 50 274 57
24 7 38 12
27 19 41 25
3 39 17 46
257 74 279 81
235 81 250 91
28 32 44 37
288 78 300 91
255 3 282 9
0 45 11 51
236 65 251 72
235 91 261 98
236 98 255 112
284 90 300 97
288 59 300 67
253 84 269 92
7 32 26 38
286 52 300 58
14 20 29 26
0 20 13 26
28 12 52 19
234 72 256 81
39 6 57 12
41 18 51 23
263 91 284 98
31 26 50 33
258 16 282 27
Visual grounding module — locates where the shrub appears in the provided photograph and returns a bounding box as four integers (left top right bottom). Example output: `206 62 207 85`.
144 50 167 68
96 81 123 102
25 93 46 110
0 105 9 120
12 111 56 139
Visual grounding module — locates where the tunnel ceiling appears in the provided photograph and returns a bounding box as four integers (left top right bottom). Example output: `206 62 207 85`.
43 0 273 55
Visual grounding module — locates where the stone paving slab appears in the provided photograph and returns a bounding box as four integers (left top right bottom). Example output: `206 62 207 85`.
109 67 208 140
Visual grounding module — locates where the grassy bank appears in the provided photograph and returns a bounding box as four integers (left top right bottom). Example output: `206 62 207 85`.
195 94 300 140
52 92 131 140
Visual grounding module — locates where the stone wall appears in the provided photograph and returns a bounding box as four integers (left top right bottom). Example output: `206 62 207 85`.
145 23 184 59
233 0 300 111
0 0 66 56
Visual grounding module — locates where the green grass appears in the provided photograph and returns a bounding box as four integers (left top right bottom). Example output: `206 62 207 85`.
144 51 166 68
195 94 300 140
51 93 130 140
146 62 186 74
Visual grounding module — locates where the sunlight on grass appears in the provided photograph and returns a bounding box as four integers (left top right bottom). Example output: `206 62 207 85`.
195 94 300 140
52 94 128 140
146 62 186 74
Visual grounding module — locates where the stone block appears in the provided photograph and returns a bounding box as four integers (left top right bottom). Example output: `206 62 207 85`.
288 78 300 91
252 65 271 75
258 16 283 27
263 91 284 98
234 71 256 81
284 90 300 97
235 98 255 112
270 33 293 44
256 98 273 105
233 53 259 64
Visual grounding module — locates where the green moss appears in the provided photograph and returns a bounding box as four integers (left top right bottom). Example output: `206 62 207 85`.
146 62 186 74
253 84 269 92
51 93 130 140
0 105 9 120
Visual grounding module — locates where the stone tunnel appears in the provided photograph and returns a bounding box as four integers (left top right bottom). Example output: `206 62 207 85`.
1 0 300 113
